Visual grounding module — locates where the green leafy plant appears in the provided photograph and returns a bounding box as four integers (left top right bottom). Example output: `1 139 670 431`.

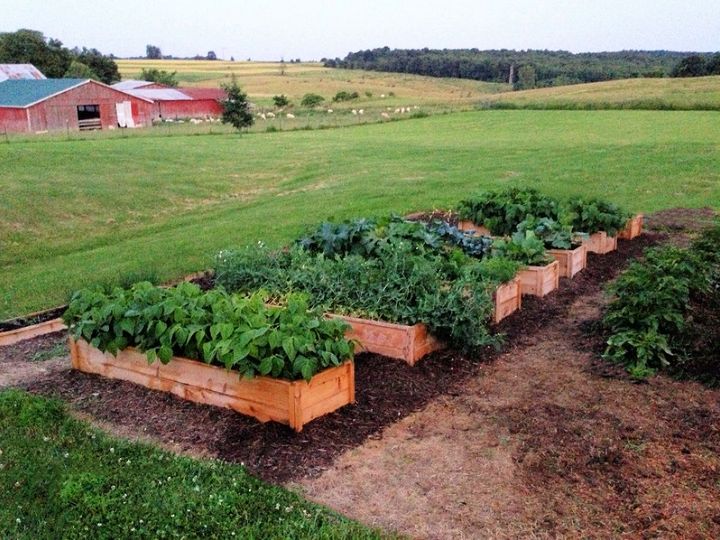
272 94 290 108
63 282 353 381
491 230 551 266
332 90 359 102
515 216 576 249
567 197 630 235
300 93 325 107
457 187 562 236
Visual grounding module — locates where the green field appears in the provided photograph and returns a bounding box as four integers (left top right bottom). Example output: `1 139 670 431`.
1 109 719 319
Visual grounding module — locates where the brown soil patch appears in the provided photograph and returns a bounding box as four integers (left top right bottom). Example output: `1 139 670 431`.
0 332 69 388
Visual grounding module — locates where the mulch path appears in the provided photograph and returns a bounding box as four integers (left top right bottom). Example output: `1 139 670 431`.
23 230 661 484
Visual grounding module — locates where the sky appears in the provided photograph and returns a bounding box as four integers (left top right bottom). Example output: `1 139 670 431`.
3 0 718 60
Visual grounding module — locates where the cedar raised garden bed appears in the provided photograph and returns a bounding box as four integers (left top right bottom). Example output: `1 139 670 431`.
456 220 492 237
548 244 588 279
330 314 443 366
69 338 354 432
584 231 618 255
0 317 67 347
618 214 644 240
517 260 560 297
493 277 522 323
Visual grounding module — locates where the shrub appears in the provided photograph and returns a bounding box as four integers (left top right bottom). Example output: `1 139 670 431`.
272 94 290 107
63 282 353 381
457 188 562 236
300 93 325 107
567 197 630 235
332 91 359 102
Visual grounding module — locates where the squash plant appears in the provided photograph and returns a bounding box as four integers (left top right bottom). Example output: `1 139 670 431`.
457 188 562 236
567 197 630 236
63 282 353 381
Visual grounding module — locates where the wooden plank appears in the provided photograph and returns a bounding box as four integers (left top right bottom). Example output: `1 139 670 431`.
0 318 67 347
70 339 353 432
518 261 559 297
618 214 644 240
493 277 521 323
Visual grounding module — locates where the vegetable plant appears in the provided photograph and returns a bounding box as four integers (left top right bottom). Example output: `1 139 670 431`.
63 282 354 381
567 197 630 235
491 231 551 266
457 188 562 236
515 216 577 250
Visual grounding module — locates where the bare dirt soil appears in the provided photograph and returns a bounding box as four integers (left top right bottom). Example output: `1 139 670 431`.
4 207 718 538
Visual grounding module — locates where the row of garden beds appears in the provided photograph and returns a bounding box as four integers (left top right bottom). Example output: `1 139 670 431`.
5 188 644 432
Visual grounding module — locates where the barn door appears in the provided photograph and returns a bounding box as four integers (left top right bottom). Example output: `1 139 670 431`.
116 102 127 128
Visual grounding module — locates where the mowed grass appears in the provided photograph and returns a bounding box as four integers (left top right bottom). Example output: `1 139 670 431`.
0 389 381 539
1 109 719 318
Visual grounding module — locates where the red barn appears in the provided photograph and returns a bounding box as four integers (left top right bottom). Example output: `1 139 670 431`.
112 81 226 120
0 79 154 133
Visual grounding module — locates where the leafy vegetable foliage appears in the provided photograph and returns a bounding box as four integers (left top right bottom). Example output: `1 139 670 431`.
602 223 720 382
457 188 562 236
567 196 630 235
297 215 493 259
515 216 577 250
491 230 552 266
63 283 353 381
215 243 518 351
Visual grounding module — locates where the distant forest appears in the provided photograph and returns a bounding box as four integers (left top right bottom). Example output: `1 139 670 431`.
324 48 720 88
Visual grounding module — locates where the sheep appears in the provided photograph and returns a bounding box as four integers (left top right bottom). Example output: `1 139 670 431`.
358 109 364 115
351 109 357 115
394 108 400 113
259 113 266 120
266 112 276 118
381 112 390 119
380 94 386 98
327 109 333 113
286 113 295 119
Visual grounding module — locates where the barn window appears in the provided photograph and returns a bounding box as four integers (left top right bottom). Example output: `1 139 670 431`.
77 104 101 130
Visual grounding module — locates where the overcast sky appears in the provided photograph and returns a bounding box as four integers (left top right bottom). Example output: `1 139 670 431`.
3 0 718 60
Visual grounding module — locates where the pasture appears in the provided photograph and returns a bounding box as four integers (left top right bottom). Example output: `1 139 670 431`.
1 109 718 319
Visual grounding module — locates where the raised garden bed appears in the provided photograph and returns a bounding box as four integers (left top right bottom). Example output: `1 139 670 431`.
329 314 443 366
517 260 560 297
548 244 588 279
492 277 522 323
618 214 644 240
69 338 354 432
456 220 492 237
584 231 618 255
0 316 67 347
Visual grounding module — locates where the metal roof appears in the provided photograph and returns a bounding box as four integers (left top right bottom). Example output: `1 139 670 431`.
112 80 154 91
0 64 46 82
123 88 193 101
178 87 227 100
0 79 86 107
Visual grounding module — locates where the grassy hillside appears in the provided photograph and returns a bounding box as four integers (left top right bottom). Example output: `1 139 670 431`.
1 109 718 318
481 75 720 110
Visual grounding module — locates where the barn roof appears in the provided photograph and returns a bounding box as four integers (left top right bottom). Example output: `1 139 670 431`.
0 79 86 107
0 64 46 82
122 88 193 101
112 80 155 91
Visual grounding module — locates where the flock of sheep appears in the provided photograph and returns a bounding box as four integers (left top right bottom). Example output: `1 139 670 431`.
256 105 420 121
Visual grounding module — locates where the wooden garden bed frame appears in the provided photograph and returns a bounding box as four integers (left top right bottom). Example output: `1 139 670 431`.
548 244 588 279
584 231 618 255
0 318 67 347
618 214 644 240
69 338 354 432
456 220 492 237
517 260 560 297
493 277 522 323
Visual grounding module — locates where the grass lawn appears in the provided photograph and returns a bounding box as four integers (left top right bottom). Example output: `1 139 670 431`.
0 389 381 539
1 109 719 319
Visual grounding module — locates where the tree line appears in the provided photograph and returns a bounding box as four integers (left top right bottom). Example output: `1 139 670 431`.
0 29 120 84
324 48 720 88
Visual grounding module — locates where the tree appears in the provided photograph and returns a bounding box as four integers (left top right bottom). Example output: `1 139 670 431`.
207 50 217 60
706 54 720 75
515 65 537 90
0 29 71 77
75 47 120 84
672 55 708 77
301 93 325 107
272 94 290 107
221 77 254 131
146 44 162 59
139 68 178 87
64 60 98 80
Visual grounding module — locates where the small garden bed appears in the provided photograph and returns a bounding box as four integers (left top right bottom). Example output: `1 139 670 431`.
548 244 588 278
517 260 560 297
584 231 618 254
492 277 522 323
70 338 354 432
618 214 644 240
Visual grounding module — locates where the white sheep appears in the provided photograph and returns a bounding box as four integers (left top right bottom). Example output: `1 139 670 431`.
380 94 386 98
286 113 295 119
358 109 364 115
394 108 400 113
381 112 390 119
259 113 266 120
351 109 357 115
266 112 276 118
327 109 333 113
